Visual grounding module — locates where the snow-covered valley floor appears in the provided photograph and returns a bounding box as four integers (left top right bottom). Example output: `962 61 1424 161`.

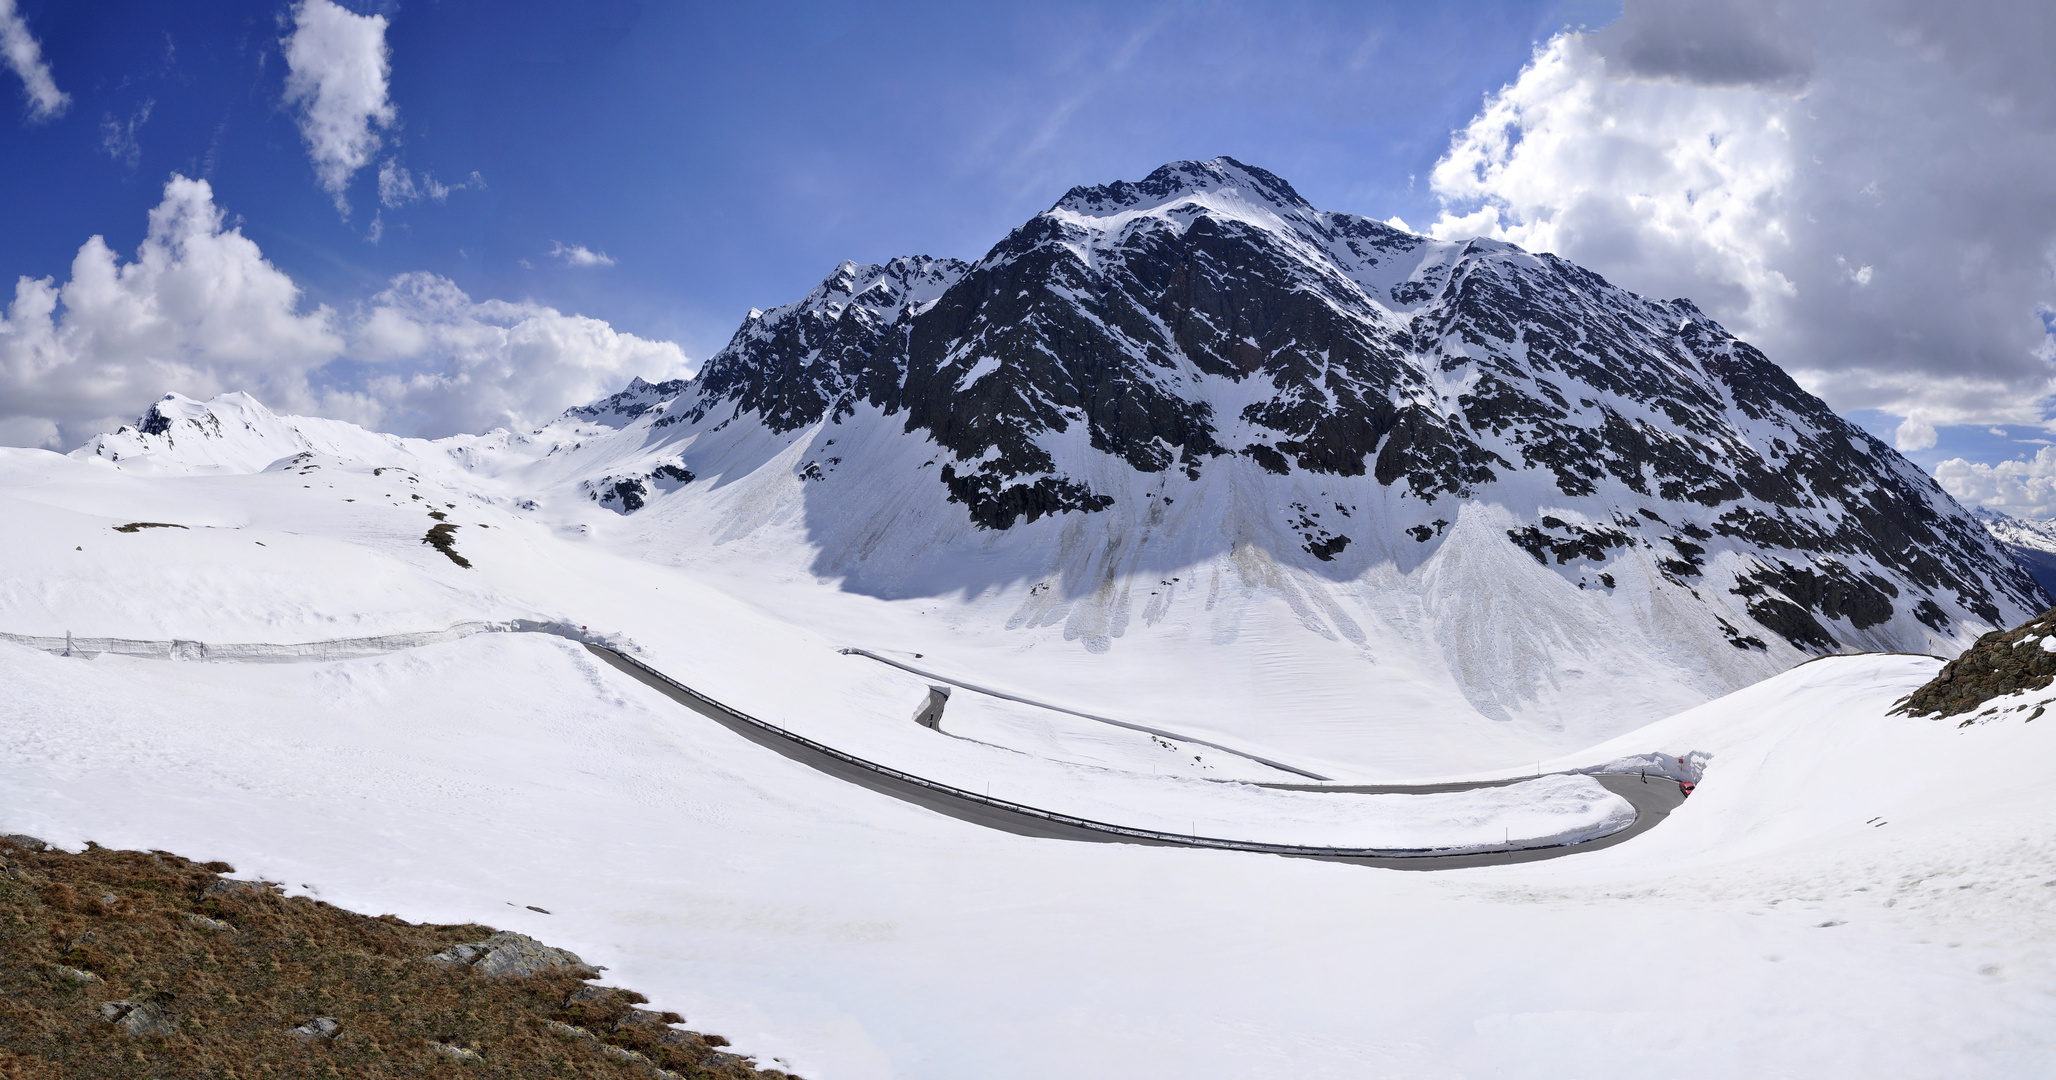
5 636 2054 1077
3 444 2055 1076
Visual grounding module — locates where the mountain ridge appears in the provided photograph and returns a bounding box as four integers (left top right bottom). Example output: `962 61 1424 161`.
65 157 2046 749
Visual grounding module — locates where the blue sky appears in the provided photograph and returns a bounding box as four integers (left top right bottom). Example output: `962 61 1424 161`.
0 0 1608 358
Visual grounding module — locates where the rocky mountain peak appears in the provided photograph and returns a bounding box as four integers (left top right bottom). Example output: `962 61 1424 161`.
382 156 2042 688
679 255 970 435
563 375 692 428
1051 156 1314 219
775 256 971 328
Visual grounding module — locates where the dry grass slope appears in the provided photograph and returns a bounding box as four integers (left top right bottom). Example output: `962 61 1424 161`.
0 837 795 1080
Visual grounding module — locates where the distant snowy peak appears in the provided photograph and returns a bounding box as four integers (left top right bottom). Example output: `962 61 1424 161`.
562 375 691 428
1040 155 1441 302
1974 508 2056 555
1974 508 2056 605
77 393 333 475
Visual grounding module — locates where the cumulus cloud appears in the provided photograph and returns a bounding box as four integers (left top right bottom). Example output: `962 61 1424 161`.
1894 415 1938 452
1425 0 2056 437
0 175 344 445
0 0 68 122
1936 449 2056 519
549 242 616 268
352 273 684 435
0 176 690 449
281 0 395 213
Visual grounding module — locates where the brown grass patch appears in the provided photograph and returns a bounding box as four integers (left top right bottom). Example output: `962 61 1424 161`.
421 523 471 569
0 837 793 1079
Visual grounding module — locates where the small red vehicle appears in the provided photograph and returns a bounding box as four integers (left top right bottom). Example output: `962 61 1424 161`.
1677 781 1696 798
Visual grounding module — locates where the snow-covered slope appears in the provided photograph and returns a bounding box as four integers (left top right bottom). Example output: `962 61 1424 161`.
76 392 423 475
3 634 2050 1079
9 157 2056 1079
52 158 2041 772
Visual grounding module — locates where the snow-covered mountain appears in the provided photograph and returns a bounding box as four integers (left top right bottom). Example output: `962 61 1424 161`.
65 158 2044 762
78 392 420 475
1972 507 2056 604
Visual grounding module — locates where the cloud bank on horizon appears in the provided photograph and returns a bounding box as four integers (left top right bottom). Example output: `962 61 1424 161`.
1417 0 2056 475
0 176 687 450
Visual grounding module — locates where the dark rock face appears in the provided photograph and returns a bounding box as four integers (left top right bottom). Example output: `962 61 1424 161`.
138 405 174 436
583 462 694 515
1894 607 2056 719
646 157 2042 650
677 257 969 434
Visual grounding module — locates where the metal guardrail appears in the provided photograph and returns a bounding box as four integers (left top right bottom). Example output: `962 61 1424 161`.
1 619 617 664
5 621 1647 860
594 646 1629 860
838 647 1334 781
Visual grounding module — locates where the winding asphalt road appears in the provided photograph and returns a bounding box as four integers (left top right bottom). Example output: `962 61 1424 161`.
4 620 1683 869
587 645 1688 870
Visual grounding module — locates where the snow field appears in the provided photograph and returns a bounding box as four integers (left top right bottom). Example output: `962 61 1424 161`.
1 638 2051 1078
8 398 2056 1076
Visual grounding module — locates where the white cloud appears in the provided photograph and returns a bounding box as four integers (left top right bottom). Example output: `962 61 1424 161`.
549 242 616 268
1425 1 2056 438
1936 447 2056 518
0 175 344 446
0 0 68 122
1894 415 1937 452
281 0 395 214
99 98 154 169
378 160 483 208
353 273 685 435
0 176 690 449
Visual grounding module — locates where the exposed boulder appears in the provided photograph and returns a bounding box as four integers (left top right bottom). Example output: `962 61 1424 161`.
100 997 178 1036
201 877 282 900
431 930 598 979
427 1040 482 1062
289 1016 340 1040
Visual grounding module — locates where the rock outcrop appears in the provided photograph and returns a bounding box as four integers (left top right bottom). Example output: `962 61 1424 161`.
1894 607 2056 719
431 930 599 979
